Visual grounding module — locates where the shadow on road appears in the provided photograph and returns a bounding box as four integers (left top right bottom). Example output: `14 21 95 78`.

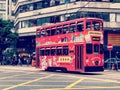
42 70 103 75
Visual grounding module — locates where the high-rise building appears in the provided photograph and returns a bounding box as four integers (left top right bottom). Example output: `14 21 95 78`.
13 0 120 58
0 0 13 20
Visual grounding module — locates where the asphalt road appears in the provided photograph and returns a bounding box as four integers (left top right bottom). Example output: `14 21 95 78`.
0 65 120 90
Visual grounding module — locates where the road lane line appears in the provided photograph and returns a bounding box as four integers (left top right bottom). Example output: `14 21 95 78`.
73 86 120 90
3 74 55 90
34 86 120 90
65 78 84 89
85 77 120 84
0 71 49 80
78 86 120 89
57 74 120 84
0 72 36 80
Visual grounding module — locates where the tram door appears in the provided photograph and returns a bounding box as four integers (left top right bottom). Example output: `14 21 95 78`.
75 45 83 70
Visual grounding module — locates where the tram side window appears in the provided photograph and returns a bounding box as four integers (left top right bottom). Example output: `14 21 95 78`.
56 27 62 35
63 46 68 55
40 29 45 37
45 49 50 56
51 28 56 36
36 31 40 37
86 21 91 30
51 47 56 55
86 44 92 54
40 49 45 56
94 44 99 54
57 47 62 55
63 25 69 34
46 29 51 36
77 22 83 32
70 25 76 33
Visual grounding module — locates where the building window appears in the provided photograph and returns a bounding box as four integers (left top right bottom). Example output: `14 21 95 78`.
16 11 110 29
0 13 3 19
70 13 76 20
50 0 60 6
102 12 109 21
110 13 115 22
40 17 50 25
116 14 120 22
43 0 50 8
37 18 42 26
20 5 28 12
29 19 37 27
76 0 80 1
34 1 43 10
29 4 34 10
65 0 70 3
60 0 66 4
50 0 55 6
74 12 109 21
41 18 46 25
21 20 29 28
55 0 60 5
55 16 60 23
112 0 120 3
50 16 55 23
0 3 6 9
46 17 50 23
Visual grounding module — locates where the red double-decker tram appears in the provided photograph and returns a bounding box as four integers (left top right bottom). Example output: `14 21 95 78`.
36 18 104 72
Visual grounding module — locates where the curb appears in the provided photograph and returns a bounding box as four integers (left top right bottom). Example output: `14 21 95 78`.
0 65 40 72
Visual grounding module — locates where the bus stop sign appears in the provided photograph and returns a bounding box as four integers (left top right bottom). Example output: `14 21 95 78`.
107 44 113 50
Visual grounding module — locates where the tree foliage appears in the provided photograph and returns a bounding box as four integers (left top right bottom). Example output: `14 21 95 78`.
0 19 18 62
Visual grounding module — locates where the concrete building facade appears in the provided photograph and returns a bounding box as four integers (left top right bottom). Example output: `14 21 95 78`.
13 0 120 59
0 0 13 20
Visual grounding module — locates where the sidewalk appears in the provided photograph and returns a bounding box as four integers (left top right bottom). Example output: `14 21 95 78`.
0 65 40 72
105 69 120 72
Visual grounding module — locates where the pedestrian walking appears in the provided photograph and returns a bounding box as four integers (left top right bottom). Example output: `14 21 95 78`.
18 56 22 66
114 52 119 71
11 57 15 65
114 57 118 71
26 56 30 66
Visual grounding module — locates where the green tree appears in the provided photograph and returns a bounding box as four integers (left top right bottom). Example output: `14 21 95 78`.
0 19 18 64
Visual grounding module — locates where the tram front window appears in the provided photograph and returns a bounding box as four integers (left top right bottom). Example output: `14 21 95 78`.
86 43 92 54
92 21 101 31
94 44 99 54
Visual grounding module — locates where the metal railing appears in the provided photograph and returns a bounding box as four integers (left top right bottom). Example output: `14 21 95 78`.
104 58 120 70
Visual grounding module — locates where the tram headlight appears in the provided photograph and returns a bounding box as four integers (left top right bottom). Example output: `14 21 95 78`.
95 61 99 65
86 59 89 63
102 59 104 63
